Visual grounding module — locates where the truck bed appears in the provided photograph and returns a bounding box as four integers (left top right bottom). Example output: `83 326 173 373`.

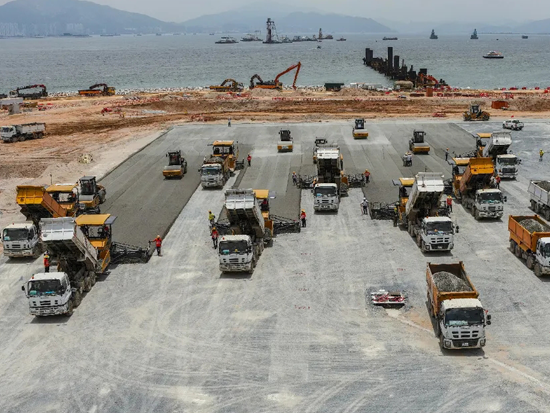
529 180 550 206
509 215 550 252
17 185 67 224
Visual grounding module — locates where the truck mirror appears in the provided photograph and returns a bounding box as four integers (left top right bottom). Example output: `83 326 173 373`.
504 196 508 202
487 320 491 325
487 314 492 320
21 285 25 292
455 225 459 233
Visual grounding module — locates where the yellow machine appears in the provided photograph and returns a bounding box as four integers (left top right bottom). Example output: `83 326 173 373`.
253 189 274 246
77 176 106 214
409 130 430 154
396 177 415 224
16 185 68 222
211 140 239 171
163 150 188 179
277 129 293 152
352 118 369 139
463 104 490 121
451 158 471 197
209 79 244 92
475 133 492 156
78 84 116 97
75 214 115 273
46 184 78 216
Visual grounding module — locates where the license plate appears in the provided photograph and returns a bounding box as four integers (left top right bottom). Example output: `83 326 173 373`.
461 342 469 347
436 245 443 249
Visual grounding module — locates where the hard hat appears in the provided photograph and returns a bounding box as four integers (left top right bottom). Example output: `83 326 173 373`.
209 210 211 213
293 171 296 174
157 235 160 238
212 227 216 230
446 148 449 150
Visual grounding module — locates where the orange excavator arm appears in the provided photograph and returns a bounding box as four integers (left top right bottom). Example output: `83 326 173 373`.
274 62 302 90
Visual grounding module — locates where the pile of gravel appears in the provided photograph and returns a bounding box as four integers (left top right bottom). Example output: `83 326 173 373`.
519 218 549 233
433 271 472 292
536 181 550 192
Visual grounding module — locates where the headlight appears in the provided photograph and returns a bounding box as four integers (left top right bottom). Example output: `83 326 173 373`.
480 339 486 346
444 340 452 348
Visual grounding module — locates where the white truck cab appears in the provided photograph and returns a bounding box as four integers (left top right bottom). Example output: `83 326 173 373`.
219 234 261 273
495 154 520 179
314 183 339 211
439 298 489 349
535 237 550 275
473 188 505 219
21 272 74 316
420 217 455 252
200 163 225 188
2 222 40 257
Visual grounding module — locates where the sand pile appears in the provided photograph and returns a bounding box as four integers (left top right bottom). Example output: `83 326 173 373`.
433 271 472 292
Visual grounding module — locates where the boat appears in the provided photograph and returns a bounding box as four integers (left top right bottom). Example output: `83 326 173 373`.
522 35 529 39
281 36 293 43
317 45 321 49
336 37 347 41
430 29 438 39
156 33 162 36
215 36 238 44
483 51 504 59
383 37 398 40
470 29 478 39
209 33 215 35
241 33 262 42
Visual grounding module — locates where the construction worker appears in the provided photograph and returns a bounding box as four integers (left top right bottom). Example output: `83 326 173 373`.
364 169 371 183
228 117 231 127
247 153 252 166
211 227 219 249
361 197 369 215
300 209 307 228
292 171 298 186
43 253 50 273
393 206 399 227
445 148 449 161
540 149 545 162
208 210 215 226
495 175 501 189
152 235 162 256
446 195 453 213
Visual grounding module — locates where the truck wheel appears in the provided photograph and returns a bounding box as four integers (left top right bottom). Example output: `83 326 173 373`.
527 255 535 270
90 275 97 287
473 208 480 220
530 200 537 211
19 136 26 142
515 244 522 258
73 291 82 307
416 235 422 247
83 277 92 292
65 301 74 317
509 239 516 252
545 209 550 222
439 335 446 349
535 263 543 277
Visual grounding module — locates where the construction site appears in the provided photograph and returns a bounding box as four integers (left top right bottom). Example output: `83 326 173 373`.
3 88 550 410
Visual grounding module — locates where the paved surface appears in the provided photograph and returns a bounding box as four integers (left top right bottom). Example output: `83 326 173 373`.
2 121 550 412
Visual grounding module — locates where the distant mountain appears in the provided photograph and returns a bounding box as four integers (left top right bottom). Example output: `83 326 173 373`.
183 4 393 34
516 19 550 34
0 0 182 36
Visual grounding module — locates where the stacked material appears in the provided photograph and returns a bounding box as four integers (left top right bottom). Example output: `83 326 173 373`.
433 271 472 292
536 181 550 191
520 218 548 233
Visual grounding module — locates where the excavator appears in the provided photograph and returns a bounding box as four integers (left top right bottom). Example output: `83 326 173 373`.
250 62 301 91
78 83 116 97
416 73 439 88
209 79 244 92
9 84 48 99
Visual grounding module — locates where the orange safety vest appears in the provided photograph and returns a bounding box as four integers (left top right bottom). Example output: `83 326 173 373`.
44 257 50 267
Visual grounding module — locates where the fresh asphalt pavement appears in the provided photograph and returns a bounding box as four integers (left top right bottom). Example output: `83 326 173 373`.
1 120 550 411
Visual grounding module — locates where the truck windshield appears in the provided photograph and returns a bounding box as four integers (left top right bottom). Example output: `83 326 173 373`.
219 240 248 254
479 192 502 203
28 279 62 296
426 221 453 234
445 308 484 327
498 158 517 165
542 244 550 258
50 192 75 203
213 146 233 155
201 167 220 176
3 228 29 241
315 187 337 196
1 127 14 133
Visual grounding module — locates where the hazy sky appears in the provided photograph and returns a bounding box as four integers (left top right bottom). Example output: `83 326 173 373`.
0 0 545 23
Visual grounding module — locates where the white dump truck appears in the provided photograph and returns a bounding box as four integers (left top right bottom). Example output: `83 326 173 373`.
427 262 491 350
482 131 519 179
1 122 46 143
528 180 550 221
313 147 348 212
400 172 456 252
218 189 266 274
200 156 230 188
21 215 114 316
2 222 41 258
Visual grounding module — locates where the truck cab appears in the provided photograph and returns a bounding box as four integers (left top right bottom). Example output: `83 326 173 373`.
495 154 519 179
0 125 17 141
219 235 260 273
535 238 550 275
473 188 505 219
21 272 74 316
314 183 339 211
2 222 40 257
420 217 455 252
439 298 488 349
200 157 229 188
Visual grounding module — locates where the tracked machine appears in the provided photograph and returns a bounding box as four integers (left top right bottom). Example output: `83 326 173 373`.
250 62 301 91
209 79 244 92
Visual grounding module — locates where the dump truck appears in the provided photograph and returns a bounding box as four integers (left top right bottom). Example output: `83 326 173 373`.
352 118 369 139
426 262 491 350
277 129 293 152
475 133 492 156
312 138 328 163
314 147 348 212
253 189 274 247
399 172 456 252
200 156 230 188
408 130 430 154
1 122 45 143
163 150 188 179
481 131 519 179
46 183 79 216
463 104 490 121
458 157 505 219
529 180 550 221
3 185 70 258
503 119 524 130
218 189 267 274
211 140 239 172
9 84 47 100
509 215 550 277
451 158 471 197
78 83 116 97
21 215 114 316
77 176 106 214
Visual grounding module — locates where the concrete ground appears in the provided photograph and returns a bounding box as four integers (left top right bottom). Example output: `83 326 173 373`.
2 120 550 412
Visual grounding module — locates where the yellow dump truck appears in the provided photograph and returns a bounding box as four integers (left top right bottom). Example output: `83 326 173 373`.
509 215 550 277
75 214 114 274
253 189 274 247
451 158 471 197
212 140 239 172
